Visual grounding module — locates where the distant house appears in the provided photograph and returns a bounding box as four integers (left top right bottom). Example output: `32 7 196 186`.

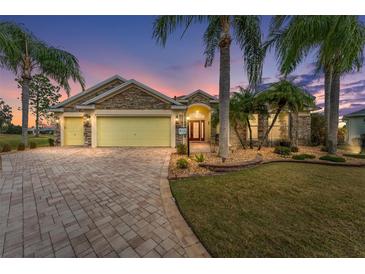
343 108 365 148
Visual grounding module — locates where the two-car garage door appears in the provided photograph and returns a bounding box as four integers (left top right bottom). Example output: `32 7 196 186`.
96 117 171 147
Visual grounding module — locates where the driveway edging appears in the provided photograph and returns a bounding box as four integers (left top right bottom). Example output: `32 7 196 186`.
159 152 210 258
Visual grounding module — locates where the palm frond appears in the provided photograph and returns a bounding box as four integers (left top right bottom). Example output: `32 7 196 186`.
203 16 221 67
152 16 206 47
233 16 264 91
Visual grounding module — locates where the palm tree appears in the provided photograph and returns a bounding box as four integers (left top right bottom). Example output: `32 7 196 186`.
269 16 365 154
230 88 264 148
152 16 263 160
230 93 247 148
0 22 85 145
256 80 314 150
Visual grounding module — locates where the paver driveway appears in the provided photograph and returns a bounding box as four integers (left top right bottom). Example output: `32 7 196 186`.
0 147 186 257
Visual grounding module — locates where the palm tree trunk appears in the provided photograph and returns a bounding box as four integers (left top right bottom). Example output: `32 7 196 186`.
218 16 232 161
35 94 39 137
324 65 333 148
233 123 245 148
246 118 253 149
327 72 340 154
21 77 30 146
258 106 283 150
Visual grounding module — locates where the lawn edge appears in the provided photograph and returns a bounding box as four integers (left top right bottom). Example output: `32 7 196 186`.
160 151 211 258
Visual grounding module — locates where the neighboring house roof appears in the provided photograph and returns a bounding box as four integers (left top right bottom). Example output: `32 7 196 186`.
50 74 127 109
81 79 182 106
343 108 365 119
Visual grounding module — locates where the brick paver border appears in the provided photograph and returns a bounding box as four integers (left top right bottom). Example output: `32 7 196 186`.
159 153 210 258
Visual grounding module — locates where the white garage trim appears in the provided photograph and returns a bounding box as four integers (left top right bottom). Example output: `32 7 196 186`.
94 109 172 116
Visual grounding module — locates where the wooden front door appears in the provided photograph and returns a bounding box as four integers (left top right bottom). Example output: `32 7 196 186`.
189 120 205 141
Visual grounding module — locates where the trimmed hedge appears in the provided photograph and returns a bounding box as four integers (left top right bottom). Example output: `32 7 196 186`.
17 143 26 151
343 153 365 159
274 146 291 156
1 143 12 152
319 155 346 162
292 154 316 160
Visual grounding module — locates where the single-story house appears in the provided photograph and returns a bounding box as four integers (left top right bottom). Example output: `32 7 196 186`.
343 108 365 148
49 75 313 148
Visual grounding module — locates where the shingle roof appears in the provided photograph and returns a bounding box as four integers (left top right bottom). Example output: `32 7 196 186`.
343 108 365 118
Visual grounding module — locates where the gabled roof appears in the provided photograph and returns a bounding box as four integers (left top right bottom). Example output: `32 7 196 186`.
81 79 182 106
51 74 127 109
180 89 218 101
343 108 365 119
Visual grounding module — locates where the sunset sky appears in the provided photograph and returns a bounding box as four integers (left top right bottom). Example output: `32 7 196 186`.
0 15 364 127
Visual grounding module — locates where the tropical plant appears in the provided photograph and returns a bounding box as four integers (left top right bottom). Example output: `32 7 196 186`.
17 74 61 137
310 113 326 146
0 21 85 145
256 80 314 150
176 158 189 169
0 98 13 133
194 153 205 163
269 16 365 154
152 16 264 160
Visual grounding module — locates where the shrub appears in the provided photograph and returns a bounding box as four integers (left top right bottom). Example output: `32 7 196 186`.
320 146 328 152
273 146 291 156
279 140 291 147
48 138 55 147
29 142 37 149
292 153 316 160
176 143 187 155
290 146 299 153
1 143 12 152
319 155 346 163
17 143 26 151
343 153 365 159
194 153 205 163
176 158 188 169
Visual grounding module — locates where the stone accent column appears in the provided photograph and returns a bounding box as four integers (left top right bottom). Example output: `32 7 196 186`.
83 116 92 147
297 114 311 145
175 123 184 146
54 122 61 146
289 112 299 147
258 113 269 146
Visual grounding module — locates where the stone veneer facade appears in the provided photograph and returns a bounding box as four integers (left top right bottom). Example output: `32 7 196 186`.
96 86 171 110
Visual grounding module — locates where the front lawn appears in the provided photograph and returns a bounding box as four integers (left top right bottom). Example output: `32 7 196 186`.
0 134 53 150
170 163 365 257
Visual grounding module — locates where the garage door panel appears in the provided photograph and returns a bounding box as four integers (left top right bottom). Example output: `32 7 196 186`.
64 117 84 146
97 117 170 147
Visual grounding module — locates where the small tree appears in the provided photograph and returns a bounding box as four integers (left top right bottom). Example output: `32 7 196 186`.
17 74 61 136
256 80 314 150
310 113 326 146
0 98 13 133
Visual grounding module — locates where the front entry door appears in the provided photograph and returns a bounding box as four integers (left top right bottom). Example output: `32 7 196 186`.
189 120 205 141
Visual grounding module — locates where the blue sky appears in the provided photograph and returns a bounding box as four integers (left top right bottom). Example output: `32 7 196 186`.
0 16 364 125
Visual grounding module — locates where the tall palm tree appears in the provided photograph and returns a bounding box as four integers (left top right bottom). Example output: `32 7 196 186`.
269 16 365 154
152 16 263 160
256 80 314 150
0 22 85 145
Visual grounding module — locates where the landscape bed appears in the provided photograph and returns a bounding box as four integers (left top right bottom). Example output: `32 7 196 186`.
170 162 365 257
168 146 365 178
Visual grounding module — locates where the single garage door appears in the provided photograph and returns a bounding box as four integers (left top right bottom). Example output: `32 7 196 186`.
97 116 171 147
64 117 84 146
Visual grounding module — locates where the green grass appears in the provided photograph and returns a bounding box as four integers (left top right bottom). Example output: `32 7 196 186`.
0 134 53 150
170 163 365 257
